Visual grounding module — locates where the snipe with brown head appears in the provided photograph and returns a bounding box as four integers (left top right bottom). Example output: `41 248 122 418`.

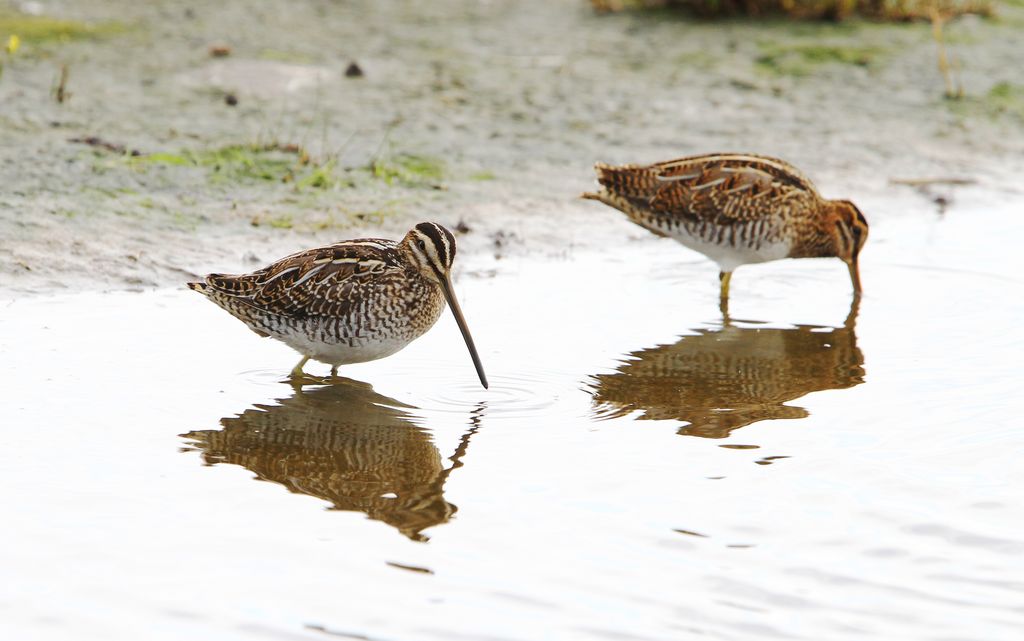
583 153 869 306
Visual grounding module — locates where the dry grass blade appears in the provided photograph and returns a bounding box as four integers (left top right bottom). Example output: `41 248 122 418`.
54 64 69 104
929 6 963 99
890 177 975 186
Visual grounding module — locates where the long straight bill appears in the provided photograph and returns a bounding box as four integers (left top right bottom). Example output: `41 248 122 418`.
440 275 488 389
848 257 862 296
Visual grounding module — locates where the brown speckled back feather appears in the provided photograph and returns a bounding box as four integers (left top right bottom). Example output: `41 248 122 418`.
586 153 824 229
200 239 407 319
583 153 868 297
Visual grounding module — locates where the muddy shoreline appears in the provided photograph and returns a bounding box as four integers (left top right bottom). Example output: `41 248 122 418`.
2 0 1022 296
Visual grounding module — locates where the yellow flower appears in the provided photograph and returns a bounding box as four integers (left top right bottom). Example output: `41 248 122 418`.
5 34 19 55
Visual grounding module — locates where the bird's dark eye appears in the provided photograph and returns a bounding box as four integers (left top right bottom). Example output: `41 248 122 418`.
417 240 426 251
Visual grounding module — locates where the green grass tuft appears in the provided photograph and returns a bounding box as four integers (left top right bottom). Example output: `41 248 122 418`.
295 160 352 191
371 154 446 186
267 214 293 229
984 82 1024 117
189 145 296 183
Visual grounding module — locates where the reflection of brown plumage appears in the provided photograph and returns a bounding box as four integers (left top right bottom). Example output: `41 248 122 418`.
182 379 468 541
589 305 863 439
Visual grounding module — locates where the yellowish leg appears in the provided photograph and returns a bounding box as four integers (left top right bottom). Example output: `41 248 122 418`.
718 271 732 301
718 271 733 319
290 355 310 378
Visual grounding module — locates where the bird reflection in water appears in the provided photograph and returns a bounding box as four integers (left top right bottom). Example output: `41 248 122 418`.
181 378 483 541
589 302 864 438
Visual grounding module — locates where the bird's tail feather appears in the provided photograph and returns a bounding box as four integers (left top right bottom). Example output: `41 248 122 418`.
589 161 659 199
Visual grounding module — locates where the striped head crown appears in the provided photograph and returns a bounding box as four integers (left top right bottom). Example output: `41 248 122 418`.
830 200 869 262
828 200 869 294
403 222 457 282
401 221 487 389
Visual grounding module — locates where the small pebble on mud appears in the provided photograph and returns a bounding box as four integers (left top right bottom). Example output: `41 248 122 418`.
225 93 239 106
345 61 364 77
209 45 232 58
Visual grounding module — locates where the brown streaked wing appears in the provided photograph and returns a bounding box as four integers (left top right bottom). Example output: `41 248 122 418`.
647 162 822 225
207 240 406 318
653 153 820 194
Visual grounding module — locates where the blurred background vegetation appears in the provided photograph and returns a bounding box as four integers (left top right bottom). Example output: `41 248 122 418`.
589 0 993 19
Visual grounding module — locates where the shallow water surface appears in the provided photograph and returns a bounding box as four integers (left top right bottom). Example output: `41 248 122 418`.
2 192 1023 640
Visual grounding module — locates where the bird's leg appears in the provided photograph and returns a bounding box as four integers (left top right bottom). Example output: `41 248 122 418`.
330 365 338 378
718 271 732 303
290 355 311 378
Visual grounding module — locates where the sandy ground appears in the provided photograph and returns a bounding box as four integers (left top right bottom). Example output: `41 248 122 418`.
1 0 1022 295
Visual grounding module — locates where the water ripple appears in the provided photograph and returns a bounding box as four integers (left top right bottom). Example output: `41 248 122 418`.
413 371 579 421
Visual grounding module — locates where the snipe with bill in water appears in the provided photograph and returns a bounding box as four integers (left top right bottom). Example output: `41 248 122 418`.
188 222 488 387
583 153 869 308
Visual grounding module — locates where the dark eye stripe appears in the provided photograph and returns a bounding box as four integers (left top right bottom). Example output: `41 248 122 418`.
414 222 456 268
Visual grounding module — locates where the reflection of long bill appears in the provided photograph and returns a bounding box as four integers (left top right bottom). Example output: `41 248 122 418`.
439 275 489 389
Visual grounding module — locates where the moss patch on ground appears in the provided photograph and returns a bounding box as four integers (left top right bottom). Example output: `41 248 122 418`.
966 82 1024 119
140 145 298 183
985 82 1024 116
756 42 885 76
134 144 345 190
132 145 448 191
0 11 125 44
